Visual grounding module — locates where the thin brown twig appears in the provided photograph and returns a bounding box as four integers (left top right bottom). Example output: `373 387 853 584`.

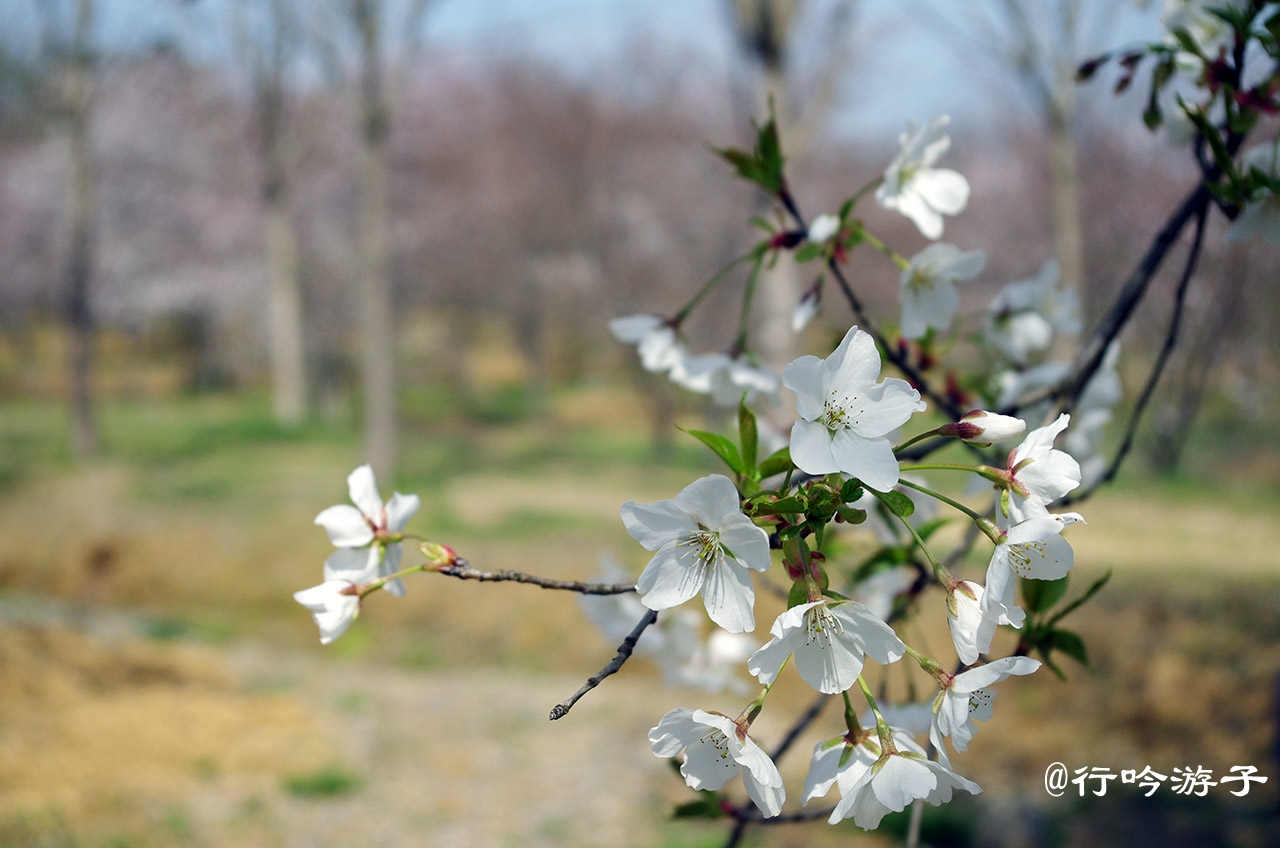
435 557 636 595
549 608 659 721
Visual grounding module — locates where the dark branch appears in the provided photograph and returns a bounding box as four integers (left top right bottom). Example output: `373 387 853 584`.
549 608 659 721
436 558 636 595
1064 195 1210 503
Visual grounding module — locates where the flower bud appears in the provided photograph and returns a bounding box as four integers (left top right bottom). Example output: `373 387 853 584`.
939 410 1026 446
807 213 841 243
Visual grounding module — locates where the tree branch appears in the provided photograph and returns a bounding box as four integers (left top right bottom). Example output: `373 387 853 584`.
549 609 659 720
435 557 636 595
1064 195 1210 503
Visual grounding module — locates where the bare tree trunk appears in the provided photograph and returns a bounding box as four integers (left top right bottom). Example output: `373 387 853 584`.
64 0 96 458
1046 0 1085 298
1047 106 1085 296
264 184 307 424
251 0 308 427
354 0 397 479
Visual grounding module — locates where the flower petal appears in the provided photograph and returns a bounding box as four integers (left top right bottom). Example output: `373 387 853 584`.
384 492 420 532
830 429 900 492
789 419 841 475
636 547 703 611
700 559 756 633
315 504 374 548
346 464 383 520
621 500 695 551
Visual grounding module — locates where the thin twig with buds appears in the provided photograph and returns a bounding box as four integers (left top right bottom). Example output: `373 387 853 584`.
550 609 659 721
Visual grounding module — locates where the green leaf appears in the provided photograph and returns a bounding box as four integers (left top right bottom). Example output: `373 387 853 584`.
839 478 864 503
836 506 867 525
793 242 823 263
1171 28 1207 60
1047 569 1112 627
748 496 807 515
1046 628 1089 668
787 579 810 609
682 428 744 476
873 488 915 518
671 794 725 820
710 114 785 195
1021 574 1070 614
757 447 793 479
738 400 758 470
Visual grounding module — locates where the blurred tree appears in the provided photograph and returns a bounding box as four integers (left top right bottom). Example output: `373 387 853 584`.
727 0 858 421
42 0 99 456
915 0 1137 300
351 0 396 479
234 0 309 426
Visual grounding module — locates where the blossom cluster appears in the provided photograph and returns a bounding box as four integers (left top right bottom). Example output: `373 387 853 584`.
290 15 1280 828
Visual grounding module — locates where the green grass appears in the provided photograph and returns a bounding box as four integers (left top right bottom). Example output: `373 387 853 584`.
283 767 363 799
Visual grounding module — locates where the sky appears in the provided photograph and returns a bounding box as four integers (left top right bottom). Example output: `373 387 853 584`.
3 0 1164 139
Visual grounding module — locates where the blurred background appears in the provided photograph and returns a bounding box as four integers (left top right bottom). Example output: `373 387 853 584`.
1 0 1278 846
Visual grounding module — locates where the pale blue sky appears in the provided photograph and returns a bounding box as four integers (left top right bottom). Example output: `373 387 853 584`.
4 0 1162 138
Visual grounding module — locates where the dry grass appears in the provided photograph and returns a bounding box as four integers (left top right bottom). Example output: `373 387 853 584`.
0 393 1278 847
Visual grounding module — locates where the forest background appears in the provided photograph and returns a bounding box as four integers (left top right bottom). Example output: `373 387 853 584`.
1 1 1279 846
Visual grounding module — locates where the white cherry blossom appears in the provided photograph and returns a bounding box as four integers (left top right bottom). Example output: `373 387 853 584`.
876 116 971 240
609 313 684 373
985 261 1081 366
791 284 821 332
748 598 905 694
314 464 419 597
621 474 771 633
293 579 362 645
649 708 785 817
899 243 986 339
783 326 926 491
929 656 1041 765
670 351 780 407
946 580 1001 666
980 512 1084 627
828 730 981 828
1004 413 1082 523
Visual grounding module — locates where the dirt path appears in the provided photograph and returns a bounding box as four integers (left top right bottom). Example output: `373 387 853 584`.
0 600 682 848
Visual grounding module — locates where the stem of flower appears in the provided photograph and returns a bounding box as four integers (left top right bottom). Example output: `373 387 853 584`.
359 563 427 598
674 249 757 325
742 663 784 727
850 223 909 271
894 478 1002 544
734 257 764 351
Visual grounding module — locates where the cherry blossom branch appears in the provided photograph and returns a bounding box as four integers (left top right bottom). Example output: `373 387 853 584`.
1063 195 1210 504
824 256 968 422
549 608 659 721
433 557 636 595
777 197 967 423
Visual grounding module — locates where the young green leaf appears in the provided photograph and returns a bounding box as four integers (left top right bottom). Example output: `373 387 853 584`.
1021 574 1070 615
681 428 745 476
738 399 758 470
873 488 915 518
757 446 793 479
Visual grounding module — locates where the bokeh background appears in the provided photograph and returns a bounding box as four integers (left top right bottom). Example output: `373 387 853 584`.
2 1 1279 846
